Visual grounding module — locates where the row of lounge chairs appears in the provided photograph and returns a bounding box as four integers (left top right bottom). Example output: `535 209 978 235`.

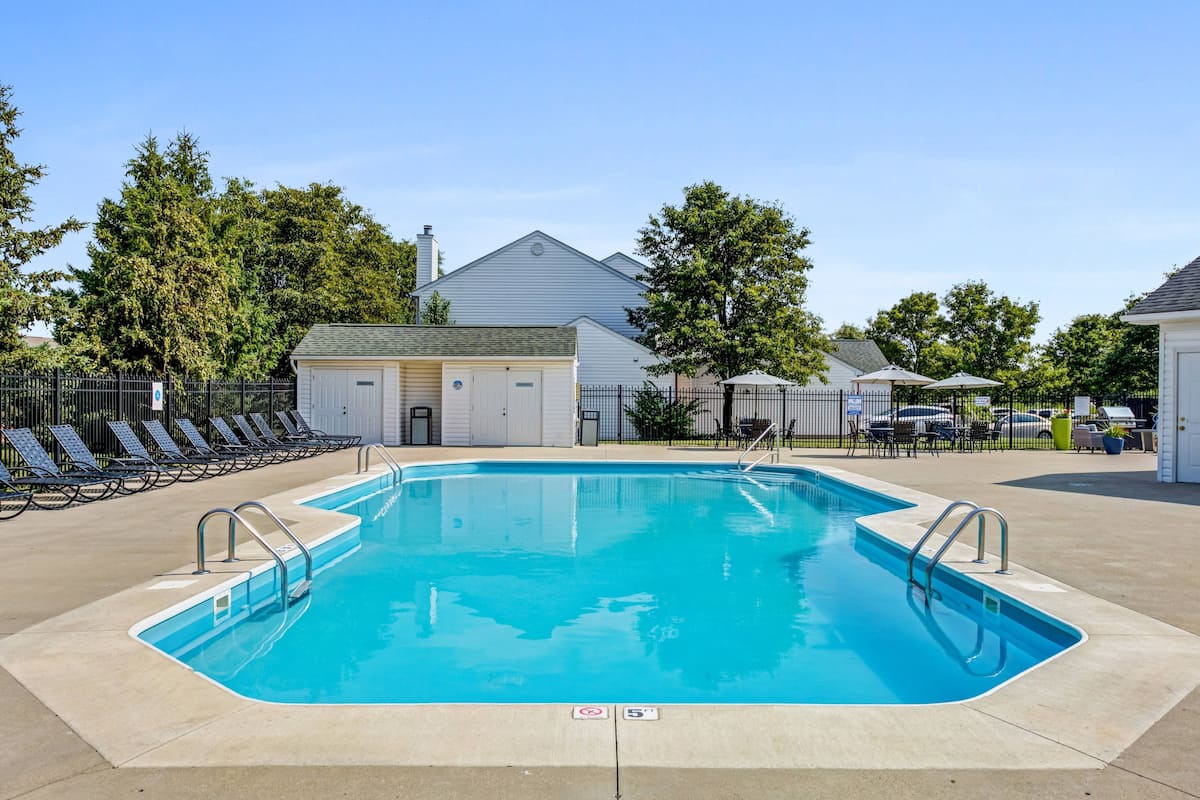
0 411 360 519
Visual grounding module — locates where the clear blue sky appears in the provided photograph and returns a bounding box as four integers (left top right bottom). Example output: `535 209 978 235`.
7 0 1199 341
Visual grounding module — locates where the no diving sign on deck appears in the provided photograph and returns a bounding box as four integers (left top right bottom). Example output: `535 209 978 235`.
572 705 609 720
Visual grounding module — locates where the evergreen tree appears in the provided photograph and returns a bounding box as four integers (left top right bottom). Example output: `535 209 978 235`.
62 134 236 376
0 84 86 369
421 291 453 324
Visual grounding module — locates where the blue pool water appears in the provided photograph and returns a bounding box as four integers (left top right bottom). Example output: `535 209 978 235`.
141 462 1080 704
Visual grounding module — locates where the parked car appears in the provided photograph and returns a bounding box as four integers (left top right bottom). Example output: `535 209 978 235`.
992 412 1053 439
868 405 955 432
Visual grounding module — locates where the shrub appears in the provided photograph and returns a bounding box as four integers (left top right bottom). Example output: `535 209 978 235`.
623 382 701 440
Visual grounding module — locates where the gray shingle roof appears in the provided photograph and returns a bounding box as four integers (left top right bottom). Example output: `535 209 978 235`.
827 339 889 373
1127 256 1200 316
292 325 577 358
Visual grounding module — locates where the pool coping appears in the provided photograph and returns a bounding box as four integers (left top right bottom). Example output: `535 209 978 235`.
1 458 1198 770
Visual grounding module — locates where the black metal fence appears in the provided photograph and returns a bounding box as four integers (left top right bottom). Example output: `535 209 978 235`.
579 384 1159 450
0 370 296 466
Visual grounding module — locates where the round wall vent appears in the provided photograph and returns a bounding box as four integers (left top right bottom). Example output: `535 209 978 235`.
530 242 544 256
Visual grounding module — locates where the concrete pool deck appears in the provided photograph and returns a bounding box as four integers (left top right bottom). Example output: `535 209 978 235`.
1 446 1198 798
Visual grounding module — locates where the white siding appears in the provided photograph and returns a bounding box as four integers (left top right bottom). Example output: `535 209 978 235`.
398 361 442 445
1158 322 1200 482
803 354 861 391
294 359 401 445
441 359 576 447
600 252 648 280
569 318 672 388
412 233 645 337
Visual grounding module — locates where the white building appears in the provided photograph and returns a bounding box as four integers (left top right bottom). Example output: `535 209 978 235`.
291 324 578 447
1123 255 1200 483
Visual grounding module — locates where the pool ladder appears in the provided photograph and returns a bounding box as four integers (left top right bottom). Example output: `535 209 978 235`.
905 500 1010 604
357 443 402 485
737 423 781 472
194 501 313 608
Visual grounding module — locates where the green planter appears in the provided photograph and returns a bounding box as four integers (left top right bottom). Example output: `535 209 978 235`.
1051 417 1071 450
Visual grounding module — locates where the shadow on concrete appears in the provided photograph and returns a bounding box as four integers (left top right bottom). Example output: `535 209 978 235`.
999 470 1200 506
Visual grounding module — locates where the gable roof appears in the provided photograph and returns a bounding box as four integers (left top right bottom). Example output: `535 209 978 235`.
564 315 658 357
292 324 577 359
414 230 647 294
826 339 889 373
600 252 649 280
1126 256 1200 316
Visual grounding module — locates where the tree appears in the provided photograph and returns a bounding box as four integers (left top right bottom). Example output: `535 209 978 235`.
1093 295 1159 393
628 181 828 427
62 133 236 377
623 381 702 439
865 291 942 372
940 281 1040 382
1038 313 1121 394
421 291 454 325
0 84 86 369
831 323 866 340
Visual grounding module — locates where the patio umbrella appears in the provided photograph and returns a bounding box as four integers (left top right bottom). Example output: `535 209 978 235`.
720 370 794 426
921 371 1002 422
852 364 935 420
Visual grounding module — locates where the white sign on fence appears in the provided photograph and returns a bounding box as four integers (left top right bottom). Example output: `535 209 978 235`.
846 394 863 416
1074 396 1090 418
974 396 991 407
150 381 164 411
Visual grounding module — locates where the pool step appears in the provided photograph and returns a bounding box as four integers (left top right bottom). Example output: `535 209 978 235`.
288 579 312 603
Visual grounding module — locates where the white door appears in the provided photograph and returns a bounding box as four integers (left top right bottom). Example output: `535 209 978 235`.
1177 352 1200 483
506 371 543 446
310 369 383 443
471 369 509 446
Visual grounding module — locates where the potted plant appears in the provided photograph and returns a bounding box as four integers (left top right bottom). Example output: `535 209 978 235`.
1050 410 1072 451
1101 423 1128 455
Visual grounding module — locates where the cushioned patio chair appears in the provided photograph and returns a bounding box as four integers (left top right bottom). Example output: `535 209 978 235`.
1 428 123 507
48 424 160 491
1072 424 1104 453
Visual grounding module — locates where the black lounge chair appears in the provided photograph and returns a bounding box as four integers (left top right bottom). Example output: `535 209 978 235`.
48 425 160 492
1 428 123 507
289 410 360 447
0 462 34 520
210 417 288 464
232 414 313 459
108 421 214 481
175 419 265 469
143 420 243 473
254 412 336 453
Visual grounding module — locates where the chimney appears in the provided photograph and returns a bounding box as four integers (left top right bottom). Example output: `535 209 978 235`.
416 224 438 289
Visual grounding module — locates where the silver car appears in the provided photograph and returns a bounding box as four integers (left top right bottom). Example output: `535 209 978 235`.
993 412 1053 439
868 405 955 433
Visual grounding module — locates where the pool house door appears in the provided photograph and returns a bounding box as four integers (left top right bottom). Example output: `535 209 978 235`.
469 368 543 446
1177 352 1200 483
309 368 383 443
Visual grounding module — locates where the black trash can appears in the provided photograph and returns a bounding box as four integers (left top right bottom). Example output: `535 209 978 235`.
580 410 599 446
410 406 432 446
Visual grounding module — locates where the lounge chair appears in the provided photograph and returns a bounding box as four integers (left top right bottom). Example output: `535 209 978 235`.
252 412 336 453
144 420 244 473
48 424 160 491
1 428 123 506
232 414 313 459
209 418 287 464
0 463 34 519
289 410 360 447
175 419 266 469
108 421 216 481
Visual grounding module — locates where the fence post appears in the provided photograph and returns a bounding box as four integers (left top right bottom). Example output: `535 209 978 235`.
240 378 246 415
53 367 63 425
269 380 274 419
206 379 214 438
116 372 124 422
165 374 174 434
839 389 845 449
617 385 623 444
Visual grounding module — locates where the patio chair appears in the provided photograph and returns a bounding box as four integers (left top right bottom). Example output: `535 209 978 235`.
142 420 241 474
967 421 997 451
108 421 216 481
232 414 313 459
893 420 918 457
210 418 288 464
712 416 746 448
1072 424 1104 453
289 410 360 447
0 462 34 520
48 424 160 492
255 412 337 453
781 418 797 449
1 428 123 506
846 419 874 456
167 419 262 470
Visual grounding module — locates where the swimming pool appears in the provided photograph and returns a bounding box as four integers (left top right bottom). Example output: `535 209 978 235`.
139 462 1080 705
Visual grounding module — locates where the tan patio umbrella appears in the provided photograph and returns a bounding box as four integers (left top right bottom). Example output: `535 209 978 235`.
852 364 935 420
921 371 1002 422
720 370 794 428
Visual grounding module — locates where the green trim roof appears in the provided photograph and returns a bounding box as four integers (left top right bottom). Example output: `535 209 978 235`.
292 325 577 359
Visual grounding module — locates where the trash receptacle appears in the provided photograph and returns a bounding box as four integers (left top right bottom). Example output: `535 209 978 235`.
410 406 432 445
579 410 599 446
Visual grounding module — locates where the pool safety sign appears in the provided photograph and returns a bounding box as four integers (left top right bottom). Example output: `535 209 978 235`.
846 394 863 416
974 395 991 407
623 706 659 721
150 381 164 411
572 705 609 720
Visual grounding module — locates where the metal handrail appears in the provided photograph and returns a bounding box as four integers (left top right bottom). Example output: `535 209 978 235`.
737 423 779 471
357 443 402 484
922 507 1011 600
905 500 981 583
232 501 313 587
194 508 291 609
